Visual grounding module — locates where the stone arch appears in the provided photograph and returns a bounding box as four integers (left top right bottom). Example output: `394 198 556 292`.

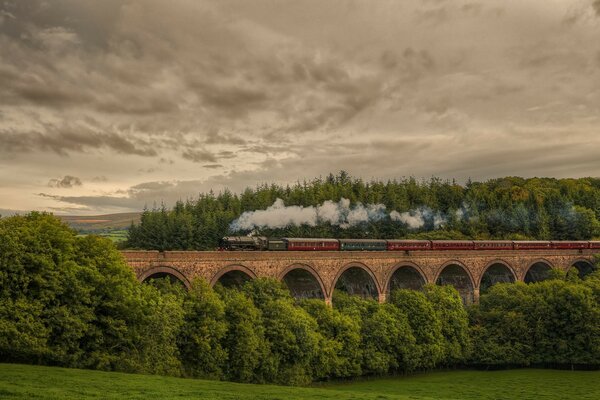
524 259 554 283
279 264 326 300
332 262 381 300
568 258 596 279
139 266 191 289
479 260 516 293
210 264 257 288
435 260 475 305
385 262 427 294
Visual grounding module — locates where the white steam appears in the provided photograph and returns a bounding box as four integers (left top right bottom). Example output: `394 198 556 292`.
389 207 445 229
229 198 446 231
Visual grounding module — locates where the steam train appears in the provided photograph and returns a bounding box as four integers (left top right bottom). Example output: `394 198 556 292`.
219 237 600 252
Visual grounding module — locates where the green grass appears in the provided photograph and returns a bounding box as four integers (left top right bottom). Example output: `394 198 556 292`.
1 364 599 400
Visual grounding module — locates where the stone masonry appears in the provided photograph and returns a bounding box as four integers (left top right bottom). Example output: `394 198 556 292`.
121 249 596 304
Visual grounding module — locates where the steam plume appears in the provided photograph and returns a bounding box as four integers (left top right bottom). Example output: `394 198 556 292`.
229 198 445 231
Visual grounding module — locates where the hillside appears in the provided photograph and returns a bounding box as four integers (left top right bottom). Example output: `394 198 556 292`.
58 212 140 232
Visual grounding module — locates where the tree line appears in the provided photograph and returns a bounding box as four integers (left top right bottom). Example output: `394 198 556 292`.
126 172 600 250
2 213 600 384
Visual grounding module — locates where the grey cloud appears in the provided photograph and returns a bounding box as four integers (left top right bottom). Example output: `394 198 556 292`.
48 175 82 188
0 127 157 157
182 149 218 163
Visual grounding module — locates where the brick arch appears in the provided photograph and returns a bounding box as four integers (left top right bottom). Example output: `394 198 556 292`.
210 264 257 287
568 257 596 277
569 257 594 268
139 265 191 289
480 259 517 284
523 258 554 283
434 260 476 288
384 261 428 294
331 261 382 299
278 263 327 299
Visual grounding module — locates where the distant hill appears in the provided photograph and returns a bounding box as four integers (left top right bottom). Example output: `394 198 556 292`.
59 212 141 232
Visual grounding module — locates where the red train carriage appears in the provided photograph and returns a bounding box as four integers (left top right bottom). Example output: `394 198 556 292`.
550 241 589 250
512 241 552 250
473 241 514 250
283 238 340 251
386 240 432 251
588 241 600 249
431 241 475 250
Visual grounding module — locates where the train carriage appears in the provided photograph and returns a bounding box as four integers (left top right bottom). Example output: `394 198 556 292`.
431 240 475 251
283 238 340 251
512 241 552 250
550 241 589 250
339 239 387 251
473 241 514 250
386 240 432 251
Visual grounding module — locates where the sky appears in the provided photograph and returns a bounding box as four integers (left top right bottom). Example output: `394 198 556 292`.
1 0 600 215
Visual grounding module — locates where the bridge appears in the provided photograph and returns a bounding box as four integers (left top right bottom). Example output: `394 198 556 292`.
121 249 597 304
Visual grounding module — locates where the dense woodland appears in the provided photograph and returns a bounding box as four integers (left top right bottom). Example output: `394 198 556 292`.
126 173 600 250
2 213 600 385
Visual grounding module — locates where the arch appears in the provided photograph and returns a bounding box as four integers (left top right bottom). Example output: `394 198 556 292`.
210 264 257 288
279 264 326 300
569 258 596 279
332 262 381 300
386 262 427 294
479 260 516 293
524 259 553 283
139 266 191 290
435 261 475 305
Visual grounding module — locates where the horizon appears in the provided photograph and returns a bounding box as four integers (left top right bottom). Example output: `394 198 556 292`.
2 1 600 215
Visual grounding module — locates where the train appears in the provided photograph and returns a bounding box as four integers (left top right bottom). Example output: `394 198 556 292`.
219 237 600 252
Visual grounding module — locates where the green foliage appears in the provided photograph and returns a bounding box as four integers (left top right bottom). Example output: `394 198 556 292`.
423 284 472 365
4 212 600 385
178 279 227 379
0 213 183 375
126 173 600 250
388 290 445 369
470 278 600 368
219 288 269 383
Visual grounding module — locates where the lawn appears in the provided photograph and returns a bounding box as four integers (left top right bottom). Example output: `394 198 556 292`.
0 364 599 400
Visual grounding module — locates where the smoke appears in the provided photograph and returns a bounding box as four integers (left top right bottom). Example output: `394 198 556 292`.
229 198 444 231
390 207 446 229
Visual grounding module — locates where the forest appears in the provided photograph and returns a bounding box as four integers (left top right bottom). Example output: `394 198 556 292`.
2 213 600 385
126 172 600 250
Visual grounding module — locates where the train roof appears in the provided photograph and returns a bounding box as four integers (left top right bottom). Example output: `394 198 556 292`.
338 239 387 243
282 237 339 242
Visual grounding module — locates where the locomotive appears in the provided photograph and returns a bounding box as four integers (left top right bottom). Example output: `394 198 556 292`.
219 237 600 251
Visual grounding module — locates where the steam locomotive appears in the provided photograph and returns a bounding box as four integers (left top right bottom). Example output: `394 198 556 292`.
219 237 600 251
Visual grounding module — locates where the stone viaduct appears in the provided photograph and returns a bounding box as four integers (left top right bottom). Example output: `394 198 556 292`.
121 249 597 304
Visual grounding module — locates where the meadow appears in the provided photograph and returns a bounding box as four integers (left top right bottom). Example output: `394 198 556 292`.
1 364 599 400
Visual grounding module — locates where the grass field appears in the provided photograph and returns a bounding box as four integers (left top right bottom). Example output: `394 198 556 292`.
1 364 599 400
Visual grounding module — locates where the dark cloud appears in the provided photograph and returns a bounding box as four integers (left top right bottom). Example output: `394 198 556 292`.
48 175 82 188
594 0 600 16
0 128 157 157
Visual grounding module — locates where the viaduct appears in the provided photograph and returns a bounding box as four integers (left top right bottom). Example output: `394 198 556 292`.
121 249 597 304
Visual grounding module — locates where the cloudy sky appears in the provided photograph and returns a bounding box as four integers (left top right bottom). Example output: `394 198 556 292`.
1 0 600 215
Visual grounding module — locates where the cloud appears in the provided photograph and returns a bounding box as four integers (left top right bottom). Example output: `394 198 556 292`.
48 175 82 188
1 0 600 214
182 149 218 163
